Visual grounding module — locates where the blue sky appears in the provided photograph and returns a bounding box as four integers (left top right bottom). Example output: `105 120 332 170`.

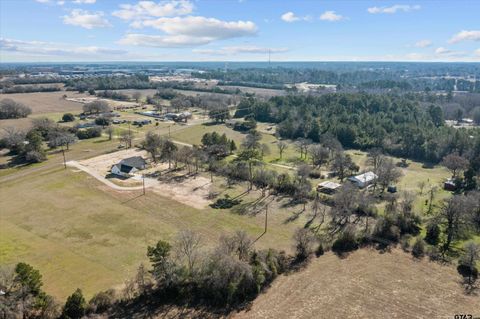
0 0 479 62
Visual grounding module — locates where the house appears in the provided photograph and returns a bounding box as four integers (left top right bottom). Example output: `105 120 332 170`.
317 181 341 194
348 171 378 188
111 156 147 177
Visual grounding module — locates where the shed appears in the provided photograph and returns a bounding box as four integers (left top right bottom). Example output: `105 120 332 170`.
317 181 342 194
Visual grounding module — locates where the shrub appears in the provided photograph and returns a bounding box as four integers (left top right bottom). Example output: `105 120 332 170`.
293 228 315 260
210 195 242 209
424 222 440 246
95 117 110 127
373 216 401 244
76 127 102 140
400 235 413 252
233 120 257 132
88 289 115 314
308 170 322 179
411 237 426 258
0 98 31 119
427 246 442 261
315 243 324 257
62 113 75 122
332 227 358 253
25 150 46 163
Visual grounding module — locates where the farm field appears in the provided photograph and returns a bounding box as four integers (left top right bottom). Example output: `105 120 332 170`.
234 248 480 319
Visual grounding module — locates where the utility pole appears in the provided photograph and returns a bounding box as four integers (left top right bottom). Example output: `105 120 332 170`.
142 173 145 195
264 203 268 234
62 148 67 169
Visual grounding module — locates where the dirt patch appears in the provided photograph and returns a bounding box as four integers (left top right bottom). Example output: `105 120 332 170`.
78 148 212 209
0 91 89 114
234 248 480 319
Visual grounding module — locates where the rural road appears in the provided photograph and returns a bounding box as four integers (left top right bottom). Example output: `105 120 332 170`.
66 160 158 191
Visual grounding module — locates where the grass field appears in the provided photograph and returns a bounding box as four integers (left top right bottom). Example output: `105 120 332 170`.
0 136 307 300
0 112 466 310
235 248 480 319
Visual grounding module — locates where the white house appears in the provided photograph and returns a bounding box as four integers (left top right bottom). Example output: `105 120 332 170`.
348 171 377 188
111 156 147 178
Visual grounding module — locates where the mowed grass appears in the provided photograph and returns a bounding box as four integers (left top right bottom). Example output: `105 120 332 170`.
0 158 305 300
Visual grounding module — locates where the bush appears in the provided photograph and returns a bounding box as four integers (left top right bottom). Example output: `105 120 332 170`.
373 216 401 244
233 120 257 132
210 195 242 209
76 127 102 140
315 243 324 257
293 228 315 260
332 227 358 254
427 246 442 261
411 237 426 258
424 222 440 246
95 117 111 127
25 150 46 163
400 235 413 252
62 113 75 122
88 289 115 314
308 170 322 179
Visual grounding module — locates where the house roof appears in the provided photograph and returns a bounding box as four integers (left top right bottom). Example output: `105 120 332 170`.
348 171 377 183
119 156 146 169
318 181 341 189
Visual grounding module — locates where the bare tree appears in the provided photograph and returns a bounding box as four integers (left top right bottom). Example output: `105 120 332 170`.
174 230 203 277
276 140 288 160
309 144 329 168
442 152 469 178
119 129 134 149
142 131 164 162
330 151 359 181
376 157 402 192
105 127 114 141
459 241 480 288
132 92 142 103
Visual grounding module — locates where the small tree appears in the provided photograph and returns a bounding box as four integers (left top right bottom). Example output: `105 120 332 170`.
293 228 315 260
424 222 440 245
412 237 426 258
62 289 86 319
276 141 288 160
62 113 75 122
458 241 480 287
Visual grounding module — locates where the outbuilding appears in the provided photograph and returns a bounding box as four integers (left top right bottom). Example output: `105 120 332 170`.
317 181 342 194
348 171 378 188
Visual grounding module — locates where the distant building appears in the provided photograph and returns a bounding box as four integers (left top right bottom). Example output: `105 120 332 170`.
317 181 341 194
111 156 147 178
348 171 377 188
443 179 457 191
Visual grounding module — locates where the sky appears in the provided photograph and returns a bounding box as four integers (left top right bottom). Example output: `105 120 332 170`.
0 0 479 62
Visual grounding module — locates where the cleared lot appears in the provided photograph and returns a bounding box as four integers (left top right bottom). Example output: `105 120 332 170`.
235 248 480 319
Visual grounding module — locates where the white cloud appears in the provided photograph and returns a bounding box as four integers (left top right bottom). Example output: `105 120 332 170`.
449 30 480 44
119 16 257 47
367 4 420 14
280 12 311 23
193 45 288 55
0 38 127 57
319 11 344 22
475 49 480 56
35 0 51 3
435 47 466 57
57 0 65 5
73 0 96 3
63 9 111 29
113 0 194 20
414 39 432 48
